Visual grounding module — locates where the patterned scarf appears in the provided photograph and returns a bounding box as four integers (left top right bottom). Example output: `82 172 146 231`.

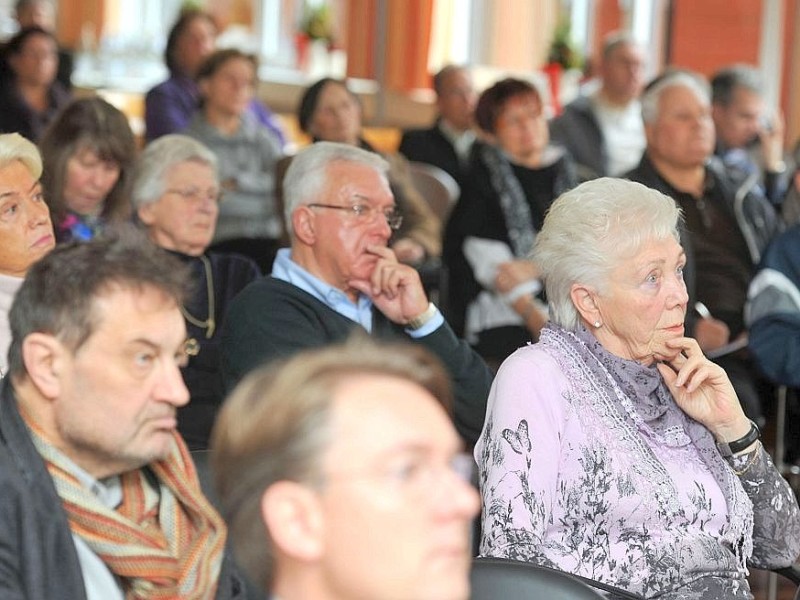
28 428 226 599
479 143 536 258
540 323 754 570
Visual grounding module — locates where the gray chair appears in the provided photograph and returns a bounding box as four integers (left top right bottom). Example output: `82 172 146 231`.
407 161 460 223
470 557 638 599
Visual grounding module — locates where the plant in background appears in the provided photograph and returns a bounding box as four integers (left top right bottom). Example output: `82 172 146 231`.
181 0 205 12
300 2 335 47
547 18 583 71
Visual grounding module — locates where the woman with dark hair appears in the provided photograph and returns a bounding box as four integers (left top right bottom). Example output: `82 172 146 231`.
144 8 285 145
39 96 136 242
443 77 576 367
0 26 70 142
297 77 441 265
184 48 284 273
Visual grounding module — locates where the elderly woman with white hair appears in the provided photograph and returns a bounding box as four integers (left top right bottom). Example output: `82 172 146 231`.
476 177 800 598
0 132 54 377
133 134 259 449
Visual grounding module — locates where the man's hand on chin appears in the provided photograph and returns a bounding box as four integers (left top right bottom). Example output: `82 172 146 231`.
348 245 430 324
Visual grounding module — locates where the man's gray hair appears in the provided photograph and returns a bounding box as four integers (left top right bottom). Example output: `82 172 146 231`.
602 30 640 60
710 64 763 106
641 70 710 123
282 142 389 237
131 134 218 210
534 177 682 330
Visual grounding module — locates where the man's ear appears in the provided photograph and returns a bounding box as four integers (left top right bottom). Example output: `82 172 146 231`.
291 207 317 246
570 283 601 326
20 333 66 399
137 202 157 227
261 481 325 562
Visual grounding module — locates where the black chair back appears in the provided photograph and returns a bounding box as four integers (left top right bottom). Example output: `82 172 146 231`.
470 557 605 599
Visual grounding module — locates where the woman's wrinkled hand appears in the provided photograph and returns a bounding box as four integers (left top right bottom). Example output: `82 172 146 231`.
656 336 751 443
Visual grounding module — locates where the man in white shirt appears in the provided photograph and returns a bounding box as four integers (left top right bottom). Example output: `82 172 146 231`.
550 31 647 181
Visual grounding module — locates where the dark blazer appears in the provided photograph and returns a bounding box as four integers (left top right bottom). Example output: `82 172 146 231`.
548 95 607 182
399 123 466 185
0 380 247 600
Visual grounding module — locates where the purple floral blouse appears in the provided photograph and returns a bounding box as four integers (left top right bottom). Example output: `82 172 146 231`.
476 324 800 599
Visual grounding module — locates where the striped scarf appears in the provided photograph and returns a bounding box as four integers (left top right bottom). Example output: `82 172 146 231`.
29 429 227 599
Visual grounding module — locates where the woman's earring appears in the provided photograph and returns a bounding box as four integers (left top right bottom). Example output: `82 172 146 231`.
594 320 602 328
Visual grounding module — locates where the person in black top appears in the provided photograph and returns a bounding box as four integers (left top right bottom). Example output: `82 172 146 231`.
399 64 478 186
627 70 781 423
0 26 70 142
443 77 576 366
133 134 260 449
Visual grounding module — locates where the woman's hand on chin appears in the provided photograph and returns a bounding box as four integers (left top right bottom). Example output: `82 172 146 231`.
656 336 751 441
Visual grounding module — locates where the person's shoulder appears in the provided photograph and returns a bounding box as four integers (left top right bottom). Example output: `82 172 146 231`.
553 95 595 122
207 251 262 283
400 126 437 142
230 276 322 313
207 250 260 272
497 342 560 376
145 78 174 100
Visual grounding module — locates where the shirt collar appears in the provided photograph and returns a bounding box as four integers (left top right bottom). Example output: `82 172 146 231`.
271 248 374 326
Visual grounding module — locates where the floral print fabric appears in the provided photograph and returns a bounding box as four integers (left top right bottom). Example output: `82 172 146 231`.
476 324 800 599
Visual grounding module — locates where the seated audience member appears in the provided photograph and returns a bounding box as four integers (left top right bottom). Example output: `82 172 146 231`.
549 31 647 181
133 134 260 450
297 77 441 265
0 132 55 376
478 177 800 599
212 336 480 600
0 232 246 599
0 0 73 91
627 70 781 424
185 48 284 273
443 77 576 366
746 223 800 463
220 142 492 446
399 64 477 185
0 27 70 142
780 167 800 225
711 64 790 206
39 96 136 243
144 8 285 146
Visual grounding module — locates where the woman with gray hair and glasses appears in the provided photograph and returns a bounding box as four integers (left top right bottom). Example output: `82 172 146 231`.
476 177 800 598
133 134 259 449
0 132 54 377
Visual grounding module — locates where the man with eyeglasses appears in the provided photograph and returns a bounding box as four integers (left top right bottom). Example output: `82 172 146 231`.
221 141 492 447
0 231 247 599
212 335 480 600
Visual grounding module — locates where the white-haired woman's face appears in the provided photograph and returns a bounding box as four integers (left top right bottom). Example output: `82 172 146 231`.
588 235 688 365
137 160 219 256
0 160 54 277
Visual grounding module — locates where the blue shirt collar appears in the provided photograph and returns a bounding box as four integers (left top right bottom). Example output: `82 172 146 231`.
271 248 375 331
